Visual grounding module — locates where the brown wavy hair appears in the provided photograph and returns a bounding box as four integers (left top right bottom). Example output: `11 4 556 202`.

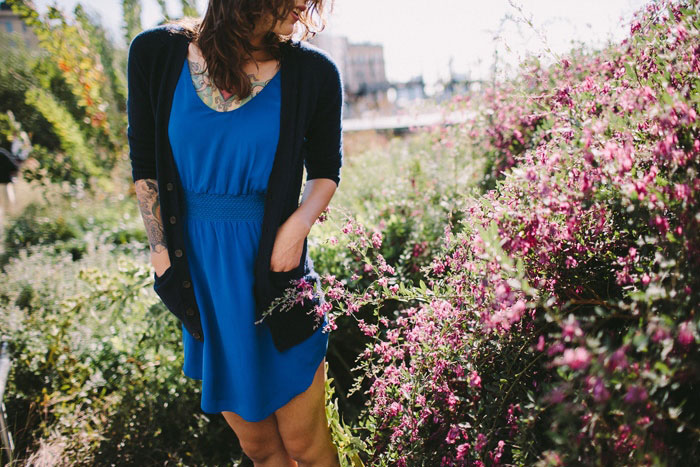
173 0 332 99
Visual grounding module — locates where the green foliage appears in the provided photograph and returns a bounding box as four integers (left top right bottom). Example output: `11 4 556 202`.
2 246 244 465
74 4 128 131
155 0 171 21
24 86 101 180
121 0 143 44
325 361 367 467
4 0 127 187
1 183 148 267
180 0 199 18
0 32 60 151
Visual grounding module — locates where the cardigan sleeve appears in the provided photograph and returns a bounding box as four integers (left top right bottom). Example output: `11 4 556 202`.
303 56 344 187
126 32 158 182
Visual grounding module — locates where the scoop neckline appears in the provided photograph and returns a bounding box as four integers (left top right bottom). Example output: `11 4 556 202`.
184 59 281 114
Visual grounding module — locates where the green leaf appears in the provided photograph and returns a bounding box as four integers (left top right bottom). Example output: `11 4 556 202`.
654 361 671 375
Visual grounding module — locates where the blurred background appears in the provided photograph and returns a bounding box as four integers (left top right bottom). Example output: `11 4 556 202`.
9 0 647 117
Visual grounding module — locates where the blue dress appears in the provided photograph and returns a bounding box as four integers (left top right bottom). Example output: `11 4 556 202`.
167 59 329 422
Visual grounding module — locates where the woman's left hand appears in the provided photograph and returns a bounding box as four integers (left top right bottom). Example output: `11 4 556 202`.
270 214 311 272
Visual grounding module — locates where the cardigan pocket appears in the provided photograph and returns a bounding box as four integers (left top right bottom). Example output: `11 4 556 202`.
269 255 304 283
153 266 186 323
266 268 325 353
269 266 304 291
266 243 325 352
268 235 308 290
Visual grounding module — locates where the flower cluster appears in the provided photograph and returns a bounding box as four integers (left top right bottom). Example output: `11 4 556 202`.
315 1 700 465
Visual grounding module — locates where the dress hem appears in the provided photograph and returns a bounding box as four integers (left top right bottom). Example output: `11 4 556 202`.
182 347 327 423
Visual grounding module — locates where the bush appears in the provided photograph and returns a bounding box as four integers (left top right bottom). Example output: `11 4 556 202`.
2 186 148 265
302 1 700 464
1 242 246 465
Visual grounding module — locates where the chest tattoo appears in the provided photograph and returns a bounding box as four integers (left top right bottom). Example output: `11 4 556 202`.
188 59 274 112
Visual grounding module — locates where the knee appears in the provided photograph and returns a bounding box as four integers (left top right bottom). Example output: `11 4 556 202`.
282 424 333 464
239 438 284 464
283 435 317 464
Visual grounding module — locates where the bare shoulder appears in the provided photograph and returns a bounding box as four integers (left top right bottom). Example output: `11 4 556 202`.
187 41 204 61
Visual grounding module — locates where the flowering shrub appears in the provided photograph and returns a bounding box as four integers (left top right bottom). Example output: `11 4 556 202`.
294 0 700 464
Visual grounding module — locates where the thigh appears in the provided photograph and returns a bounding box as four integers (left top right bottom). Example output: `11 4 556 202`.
274 358 328 444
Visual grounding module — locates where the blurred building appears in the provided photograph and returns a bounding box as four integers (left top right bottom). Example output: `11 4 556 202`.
0 2 38 48
310 33 391 118
390 76 427 106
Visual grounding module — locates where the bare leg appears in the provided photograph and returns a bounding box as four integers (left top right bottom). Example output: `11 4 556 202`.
274 358 340 467
222 410 297 467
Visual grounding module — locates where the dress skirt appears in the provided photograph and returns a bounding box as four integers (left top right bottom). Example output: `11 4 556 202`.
167 59 329 422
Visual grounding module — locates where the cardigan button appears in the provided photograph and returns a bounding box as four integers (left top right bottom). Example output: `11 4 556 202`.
186 307 195 316
175 249 183 257
182 280 191 288
192 331 201 340
166 182 174 191
169 216 176 224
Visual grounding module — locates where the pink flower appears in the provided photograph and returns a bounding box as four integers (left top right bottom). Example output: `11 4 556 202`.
637 416 651 426
314 302 332 320
445 425 460 444
673 183 691 201
678 321 695 348
607 345 629 372
650 322 671 343
371 231 382 249
446 392 459 409
544 386 567 404
547 341 565 356
589 376 610 403
456 443 470 460
624 384 648 404
474 433 487 451
536 335 545 352
652 215 669 234
387 401 403 417
469 370 482 388
556 346 591 370
674 24 688 42
490 440 506 464
562 315 583 342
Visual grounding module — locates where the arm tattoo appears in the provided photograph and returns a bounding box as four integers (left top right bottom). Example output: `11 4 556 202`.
134 178 168 254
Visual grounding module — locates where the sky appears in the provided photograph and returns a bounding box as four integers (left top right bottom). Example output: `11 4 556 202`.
33 0 649 85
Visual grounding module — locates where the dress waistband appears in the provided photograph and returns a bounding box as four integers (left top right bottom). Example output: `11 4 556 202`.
183 188 266 222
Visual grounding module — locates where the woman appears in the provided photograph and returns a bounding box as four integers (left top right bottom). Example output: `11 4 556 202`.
127 1 343 465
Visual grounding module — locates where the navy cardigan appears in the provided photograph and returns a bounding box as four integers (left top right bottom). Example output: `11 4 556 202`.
127 25 343 353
